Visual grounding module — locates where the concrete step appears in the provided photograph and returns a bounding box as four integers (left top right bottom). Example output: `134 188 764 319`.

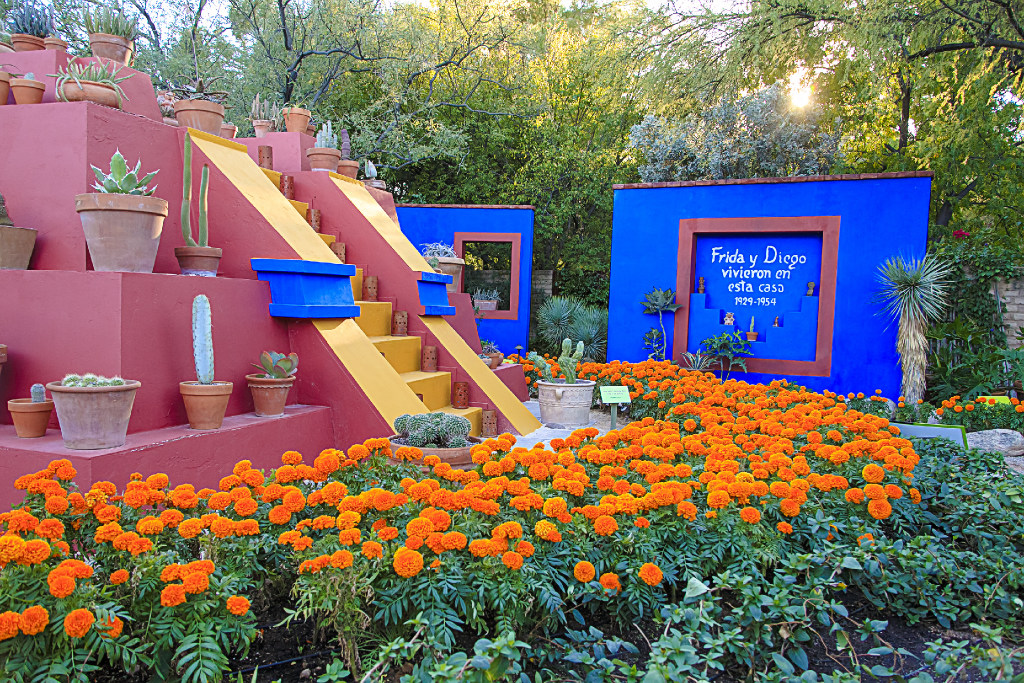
355 301 393 337
369 335 421 374
401 370 451 411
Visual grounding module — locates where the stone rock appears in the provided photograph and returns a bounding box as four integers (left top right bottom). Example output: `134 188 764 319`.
966 429 1024 454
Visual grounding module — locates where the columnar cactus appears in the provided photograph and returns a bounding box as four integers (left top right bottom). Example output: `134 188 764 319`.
181 132 210 248
393 412 472 449
192 294 214 384
557 338 585 384
315 121 337 149
340 129 351 160
30 383 45 402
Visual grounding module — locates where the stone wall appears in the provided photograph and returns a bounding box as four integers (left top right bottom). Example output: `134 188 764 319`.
994 279 1024 348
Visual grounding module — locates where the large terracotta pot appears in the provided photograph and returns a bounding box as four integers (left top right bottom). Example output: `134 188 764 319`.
8 398 54 438
306 147 341 172
388 436 483 470
0 225 37 269
246 374 294 417
282 106 311 133
172 99 225 135
43 37 67 51
434 257 464 293
10 78 44 104
252 120 272 138
174 246 222 277
536 379 595 428
11 34 44 51
75 193 168 273
88 33 133 65
46 380 141 449
337 160 359 179
0 72 9 104
61 80 121 108
180 381 232 430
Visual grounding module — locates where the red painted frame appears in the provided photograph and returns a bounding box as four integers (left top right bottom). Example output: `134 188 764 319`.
454 232 521 321
673 216 840 377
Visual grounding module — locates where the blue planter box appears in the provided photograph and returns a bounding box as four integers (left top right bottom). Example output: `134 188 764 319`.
418 271 456 316
251 258 361 319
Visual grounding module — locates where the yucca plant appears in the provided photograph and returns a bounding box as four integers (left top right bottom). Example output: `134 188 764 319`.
876 254 950 403
567 305 608 361
536 296 583 349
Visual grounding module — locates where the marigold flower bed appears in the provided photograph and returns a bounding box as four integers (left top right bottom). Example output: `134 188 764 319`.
0 362 928 680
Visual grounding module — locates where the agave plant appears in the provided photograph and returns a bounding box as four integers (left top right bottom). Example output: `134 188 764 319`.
81 5 138 40
567 305 608 361
876 254 950 403
172 74 228 103
536 296 583 349
8 2 51 37
90 150 157 196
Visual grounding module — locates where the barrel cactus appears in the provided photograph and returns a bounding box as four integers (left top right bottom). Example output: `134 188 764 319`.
393 412 472 449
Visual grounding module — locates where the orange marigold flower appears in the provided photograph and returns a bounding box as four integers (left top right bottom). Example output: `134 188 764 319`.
593 515 619 536
183 572 210 595
160 584 187 607
777 522 793 534
281 451 303 466
226 596 251 616
47 573 76 599
638 562 663 586
0 611 19 641
19 606 48 636
99 616 124 639
63 609 94 638
845 488 865 504
361 541 384 559
861 464 885 484
707 490 731 509
502 551 524 570
330 550 354 569
393 548 424 578
110 569 130 585
19 539 51 565
599 573 621 593
178 518 204 539
867 499 892 520
779 499 801 517
739 507 761 524
573 561 595 583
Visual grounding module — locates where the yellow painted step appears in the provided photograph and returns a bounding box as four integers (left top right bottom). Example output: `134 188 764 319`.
439 405 482 437
319 234 336 246
356 301 393 337
369 335 421 374
351 268 363 301
289 199 308 217
261 168 281 185
402 370 451 410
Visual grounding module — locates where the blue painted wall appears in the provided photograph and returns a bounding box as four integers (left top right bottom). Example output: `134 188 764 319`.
395 206 534 354
607 177 932 396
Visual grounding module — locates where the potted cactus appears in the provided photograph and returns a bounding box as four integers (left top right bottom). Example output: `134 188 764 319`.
473 288 501 311
46 374 141 449
10 71 44 104
179 294 232 430
746 316 758 342
8 3 51 51
51 58 132 109
249 94 281 138
420 242 464 294
174 132 222 276
337 128 358 178
220 121 237 138
82 5 137 65
389 412 481 469
75 150 167 273
1 32 14 53
171 75 228 135
246 351 297 417
8 383 54 438
0 190 37 269
480 340 504 369
306 121 341 172
528 339 594 428
281 102 311 133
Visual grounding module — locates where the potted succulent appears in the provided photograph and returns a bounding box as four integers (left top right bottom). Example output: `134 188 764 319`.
281 102 310 133
175 132 222 276
82 5 138 65
8 3 51 51
337 128 358 178
389 412 481 469
306 121 341 172
171 75 228 135
180 294 232 430
473 288 501 311
8 383 54 438
362 159 386 190
1 31 14 53
420 242 463 293
75 150 167 272
249 94 281 138
0 190 37 269
481 340 504 369
528 339 594 428
46 373 141 449
220 121 237 138
10 71 44 104
746 317 758 342
51 59 132 108
157 90 178 125
246 351 297 417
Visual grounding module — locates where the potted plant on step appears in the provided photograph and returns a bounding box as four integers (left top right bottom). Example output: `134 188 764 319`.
337 129 358 178
175 132 222 276
528 339 594 428
473 288 501 311
52 59 132 108
10 71 44 104
246 351 297 417
1 31 15 53
281 102 310 133
171 75 229 135
47 373 141 449
8 383 54 438
0 190 37 269
389 412 481 469
75 150 167 272
82 5 137 65
420 242 463 293
306 121 341 172
481 340 503 369
746 317 758 342
8 3 51 51
43 33 65 50
180 294 232 430
220 121 236 138
249 94 281 138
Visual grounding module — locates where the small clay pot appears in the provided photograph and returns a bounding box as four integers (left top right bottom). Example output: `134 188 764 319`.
280 174 295 199
422 345 438 373
220 123 237 139
337 160 359 179
746 332 759 342
174 246 222 277
88 32 133 65
172 99 225 136
10 34 44 51
0 224 37 269
481 409 498 437
306 207 321 231
452 381 470 409
363 275 378 302
282 106 311 133
8 398 54 438
43 36 67 51
306 147 341 172
392 310 408 336
246 374 294 417
60 80 121 108
179 381 232 430
0 72 9 105
330 242 346 262
11 78 45 105
253 120 272 138
487 352 504 369
257 145 274 169
305 122 316 136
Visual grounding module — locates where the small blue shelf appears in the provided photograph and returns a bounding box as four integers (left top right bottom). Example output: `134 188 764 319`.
251 258 361 319
417 271 456 316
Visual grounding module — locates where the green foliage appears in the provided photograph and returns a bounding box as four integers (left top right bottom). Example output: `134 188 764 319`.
180 133 210 248
529 339 585 384
53 59 132 107
699 331 753 379
8 2 50 37
90 150 157 196
393 412 472 449
81 5 138 40
60 373 126 387
640 287 680 360
472 288 501 302
192 294 214 384
251 351 298 379
536 297 607 360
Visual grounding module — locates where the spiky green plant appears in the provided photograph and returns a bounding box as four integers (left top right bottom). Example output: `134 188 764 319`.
536 296 583 350
315 121 337 149
876 254 950 403
81 5 138 40
52 59 133 107
181 132 209 247
393 412 471 449
61 373 125 387
567 306 608 361
640 287 680 361
90 150 157 195
30 383 45 402
9 3 51 37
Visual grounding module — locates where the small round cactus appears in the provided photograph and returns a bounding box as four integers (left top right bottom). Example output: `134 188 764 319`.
30 384 45 402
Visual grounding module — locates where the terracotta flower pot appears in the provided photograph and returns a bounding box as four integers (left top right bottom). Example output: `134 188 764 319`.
46 380 141 449
422 345 438 373
220 123 237 138
452 381 470 409
475 299 498 311
0 42 14 54
11 78 45 105
257 145 274 169
0 72 9 104
10 34 44 51
0 225 37 269
75 193 169 273
8 398 54 438
481 409 498 437
61 80 121 108
88 33 133 65
486 352 504 369
330 242 346 262
43 37 67 51
434 257 464 293
180 381 232 430
282 107 311 133
305 123 316 136
279 174 295 199
246 374 294 417
536 379 595 428
388 436 483 470
172 99 225 135
746 332 759 342
174 245 222 276
306 147 341 172
337 160 359 178
252 120 272 138
392 310 408 336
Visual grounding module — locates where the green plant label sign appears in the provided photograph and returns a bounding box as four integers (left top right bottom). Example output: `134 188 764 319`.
600 386 631 404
